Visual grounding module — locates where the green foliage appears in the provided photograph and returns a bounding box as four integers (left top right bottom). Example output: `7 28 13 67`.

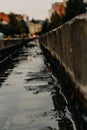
50 11 62 29
9 13 20 34
41 19 50 34
0 13 29 36
41 0 86 34
0 23 15 35
19 20 29 34
63 0 86 23
41 12 62 34
9 13 29 35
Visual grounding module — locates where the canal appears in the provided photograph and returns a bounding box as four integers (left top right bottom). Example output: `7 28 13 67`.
0 40 76 130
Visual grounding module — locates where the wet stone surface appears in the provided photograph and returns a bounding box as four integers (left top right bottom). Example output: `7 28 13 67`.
0 41 76 130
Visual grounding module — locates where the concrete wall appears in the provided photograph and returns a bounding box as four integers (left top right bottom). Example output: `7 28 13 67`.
39 13 87 107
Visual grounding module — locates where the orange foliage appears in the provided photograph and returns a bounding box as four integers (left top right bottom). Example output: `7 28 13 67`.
0 12 10 24
54 2 66 16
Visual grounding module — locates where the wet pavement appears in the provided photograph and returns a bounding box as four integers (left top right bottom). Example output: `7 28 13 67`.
0 41 77 130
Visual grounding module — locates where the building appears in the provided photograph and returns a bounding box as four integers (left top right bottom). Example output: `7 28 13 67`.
28 20 42 37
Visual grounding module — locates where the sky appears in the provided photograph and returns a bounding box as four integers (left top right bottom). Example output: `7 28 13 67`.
0 0 63 20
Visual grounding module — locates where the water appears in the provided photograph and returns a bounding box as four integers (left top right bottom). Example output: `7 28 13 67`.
0 41 76 130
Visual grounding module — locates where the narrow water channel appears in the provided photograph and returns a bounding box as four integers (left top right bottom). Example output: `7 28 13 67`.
0 41 76 130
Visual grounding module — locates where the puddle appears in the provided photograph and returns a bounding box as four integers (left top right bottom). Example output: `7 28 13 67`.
0 41 77 130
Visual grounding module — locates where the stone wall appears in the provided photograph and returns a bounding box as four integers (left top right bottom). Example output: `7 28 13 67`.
39 13 87 107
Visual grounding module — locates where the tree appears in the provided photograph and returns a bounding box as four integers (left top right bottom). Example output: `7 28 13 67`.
41 18 51 34
50 11 62 29
8 13 29 35
19 20 29 34
41 11 63 34
63 0 86 23
9 13 20 34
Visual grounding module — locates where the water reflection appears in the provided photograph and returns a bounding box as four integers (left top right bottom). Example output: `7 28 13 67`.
0 63 15 86
0 41 77 130
0 42 59 130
